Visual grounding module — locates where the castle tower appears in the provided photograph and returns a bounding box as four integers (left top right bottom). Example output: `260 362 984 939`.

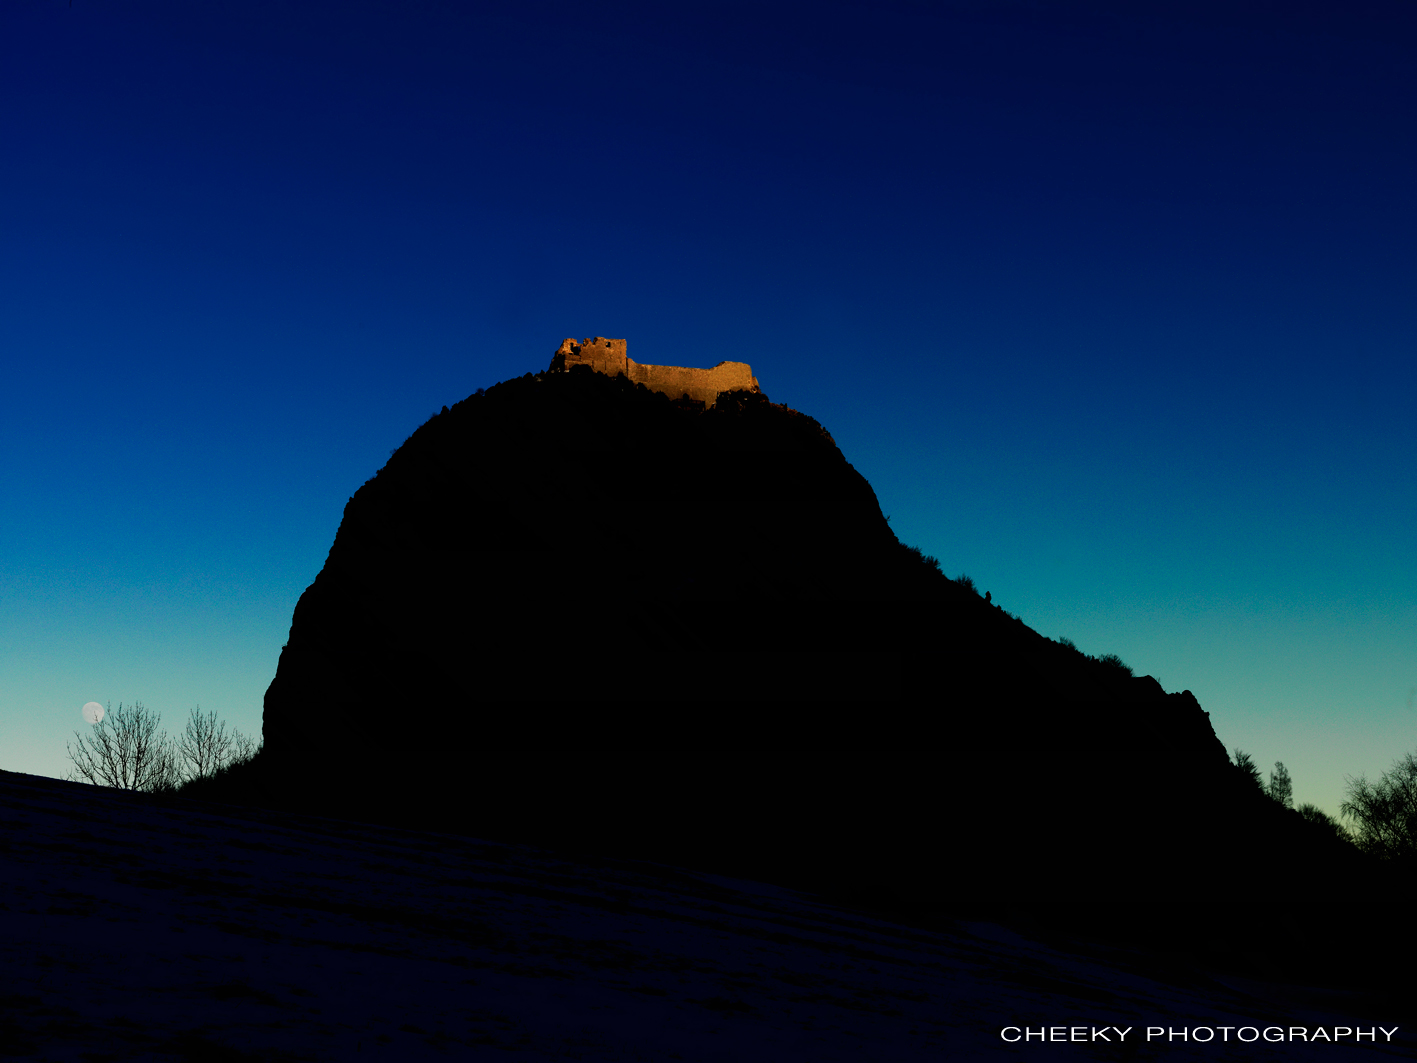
552 336 628 378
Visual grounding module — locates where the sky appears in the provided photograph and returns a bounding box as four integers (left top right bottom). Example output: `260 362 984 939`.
2 0 1414 818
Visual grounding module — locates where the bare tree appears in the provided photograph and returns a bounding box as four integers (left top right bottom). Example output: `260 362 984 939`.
175 706 259 782
1341 752 1417 863
66 701 177 792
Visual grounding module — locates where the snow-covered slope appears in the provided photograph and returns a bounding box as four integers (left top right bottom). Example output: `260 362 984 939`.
0 771 1404 1061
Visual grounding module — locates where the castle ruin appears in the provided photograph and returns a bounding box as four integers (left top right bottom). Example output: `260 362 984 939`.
550 337 759 407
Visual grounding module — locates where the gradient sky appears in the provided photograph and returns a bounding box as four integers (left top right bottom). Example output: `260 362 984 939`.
3 0 1414 818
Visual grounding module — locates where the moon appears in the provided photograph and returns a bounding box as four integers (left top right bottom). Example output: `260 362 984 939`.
82 702 104 724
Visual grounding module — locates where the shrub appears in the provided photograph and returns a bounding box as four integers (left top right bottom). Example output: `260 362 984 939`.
1097 653 1133 676
902 544 942 573
1297 803 1350 842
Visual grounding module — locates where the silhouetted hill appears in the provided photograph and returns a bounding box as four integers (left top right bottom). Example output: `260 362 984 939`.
238 359 1401 984
264 364 1223 755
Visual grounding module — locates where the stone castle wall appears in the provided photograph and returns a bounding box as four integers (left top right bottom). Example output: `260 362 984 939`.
551 337 758 407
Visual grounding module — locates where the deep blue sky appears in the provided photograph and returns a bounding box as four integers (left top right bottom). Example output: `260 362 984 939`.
3 0 1414 816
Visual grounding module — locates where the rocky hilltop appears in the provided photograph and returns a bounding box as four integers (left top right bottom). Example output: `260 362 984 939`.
249 342 1359 916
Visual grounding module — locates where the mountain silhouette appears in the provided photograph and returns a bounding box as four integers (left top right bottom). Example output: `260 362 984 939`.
220 346 1400 995
12 346 1407 1051
264 351 1222 756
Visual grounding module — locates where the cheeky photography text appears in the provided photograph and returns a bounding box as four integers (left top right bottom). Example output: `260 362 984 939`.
1000 1025 1400 1044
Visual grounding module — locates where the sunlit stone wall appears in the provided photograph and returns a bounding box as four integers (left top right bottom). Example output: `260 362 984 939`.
552 337 759 407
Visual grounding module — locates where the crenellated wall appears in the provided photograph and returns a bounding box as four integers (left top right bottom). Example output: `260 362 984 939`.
550 337 759 407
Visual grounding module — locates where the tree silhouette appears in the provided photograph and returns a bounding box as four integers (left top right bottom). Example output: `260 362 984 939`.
1267 761 1294 808
1341 752 1417 864
1232 749 1264 792
176 706 258 782
67 702 259 793
66 701 176 792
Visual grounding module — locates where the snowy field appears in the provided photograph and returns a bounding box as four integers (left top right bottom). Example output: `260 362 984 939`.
0 770 1406 1061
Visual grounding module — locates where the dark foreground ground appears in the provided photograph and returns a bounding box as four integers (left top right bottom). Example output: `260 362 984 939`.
0 771 1407 1062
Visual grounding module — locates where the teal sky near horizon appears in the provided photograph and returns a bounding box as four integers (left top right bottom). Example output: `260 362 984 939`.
2 0 1415 818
